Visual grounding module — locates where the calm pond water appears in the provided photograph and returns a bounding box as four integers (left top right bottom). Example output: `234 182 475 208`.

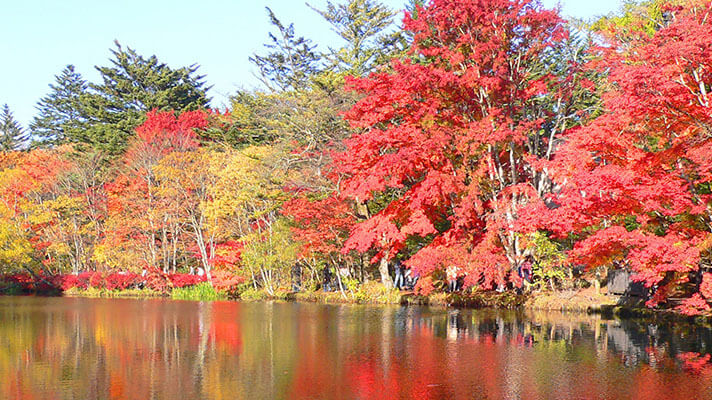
1 297 712 399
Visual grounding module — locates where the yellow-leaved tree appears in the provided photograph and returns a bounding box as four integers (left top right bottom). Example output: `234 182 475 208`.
202 144 296 294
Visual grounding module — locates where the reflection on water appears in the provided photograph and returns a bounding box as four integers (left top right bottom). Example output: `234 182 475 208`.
1 297 711 399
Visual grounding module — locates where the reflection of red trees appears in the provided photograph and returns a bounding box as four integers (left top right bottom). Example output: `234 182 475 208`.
208 302 242 353
678 352 712 375
346 357 401 400
109 373 126 400
6 300 712 399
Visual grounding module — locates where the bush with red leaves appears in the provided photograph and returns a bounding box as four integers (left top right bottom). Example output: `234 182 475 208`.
210 270 244 292
104 273 141 290
169 273 206 288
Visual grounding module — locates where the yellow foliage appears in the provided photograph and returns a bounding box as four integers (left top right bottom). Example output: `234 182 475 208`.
0 219 32 269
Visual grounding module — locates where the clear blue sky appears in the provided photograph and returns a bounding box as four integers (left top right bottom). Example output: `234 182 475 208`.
0 0 622 128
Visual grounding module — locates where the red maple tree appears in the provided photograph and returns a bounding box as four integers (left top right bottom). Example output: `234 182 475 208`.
333 0 590 288
548 1 712 311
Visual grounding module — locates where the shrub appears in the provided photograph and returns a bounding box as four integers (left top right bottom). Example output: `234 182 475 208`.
144 270 171 293
239 287 267 301
76 272 94 289
172 282 225 301
169 273 206 288
355 281 401 304
5 273 33 290
210 270 244 292
104 273 140 290
88 272 104 288
414 276 436 296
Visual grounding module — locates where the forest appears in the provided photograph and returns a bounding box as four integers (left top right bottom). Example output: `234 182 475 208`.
0 0 711 315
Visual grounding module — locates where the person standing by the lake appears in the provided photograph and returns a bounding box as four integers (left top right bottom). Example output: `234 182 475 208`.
323 266 332 292
519 256 533 285
446 265 457 292
394 259 404 290
291 263 302 292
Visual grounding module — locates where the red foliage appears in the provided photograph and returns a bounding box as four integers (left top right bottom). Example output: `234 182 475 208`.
2 273 34 290
76 272 95 289
57 275 80 291
210 241 243 269
17 148 74 191
89 272 104 288
143 269 171 293
283 195 356 259
101 109 211 272
2 271 213 293
128 109 205 163
103 273 141 291
169 273 207 288
186 241 243 270
548 2 712 312
210 270 244 292
331 0 576 287
414 276 435 296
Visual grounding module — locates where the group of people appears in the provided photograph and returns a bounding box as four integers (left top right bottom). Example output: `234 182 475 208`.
305 255 536 293
444 255 536 293
393 260 419 291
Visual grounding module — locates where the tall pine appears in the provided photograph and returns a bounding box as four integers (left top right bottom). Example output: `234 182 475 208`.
0 104 28 151
30 65 87 147
250 8 322 92
309 0 398 77
75 41 210 155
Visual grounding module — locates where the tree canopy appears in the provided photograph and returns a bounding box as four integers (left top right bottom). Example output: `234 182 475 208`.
73 41 210 154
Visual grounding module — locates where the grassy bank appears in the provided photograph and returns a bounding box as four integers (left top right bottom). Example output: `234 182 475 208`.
5 281 711 324
59 283 226 301
235 283 527 309
171 282 226 301
63 287 163 298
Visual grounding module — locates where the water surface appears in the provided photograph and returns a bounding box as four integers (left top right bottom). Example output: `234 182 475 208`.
1 296 711 399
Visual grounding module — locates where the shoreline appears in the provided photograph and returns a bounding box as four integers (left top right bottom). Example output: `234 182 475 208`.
4 285 711 325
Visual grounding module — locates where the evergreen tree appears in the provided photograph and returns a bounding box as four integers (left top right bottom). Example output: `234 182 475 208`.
0 104 28 151
250 8 322 92
30 65 87 147
74 41 210 155
309 0 398 76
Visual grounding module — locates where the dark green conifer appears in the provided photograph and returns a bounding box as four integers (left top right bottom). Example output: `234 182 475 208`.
0 104 28 151
249 8 322 92
308 0 398 76
75 41 210 154
30 65 87 147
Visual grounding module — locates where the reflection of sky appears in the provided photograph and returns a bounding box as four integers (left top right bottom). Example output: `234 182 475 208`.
2 297 712 399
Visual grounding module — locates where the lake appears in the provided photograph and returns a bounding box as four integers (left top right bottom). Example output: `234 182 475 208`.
0 296 711 399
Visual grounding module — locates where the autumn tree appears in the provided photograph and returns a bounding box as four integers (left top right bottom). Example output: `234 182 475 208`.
0 165 34 272
282 194 358 287
331 0 596 288
74 41 210 154
548 0 712 312
97 110 206 272
202 145 291 290
0 148 88 275
16 148 98 274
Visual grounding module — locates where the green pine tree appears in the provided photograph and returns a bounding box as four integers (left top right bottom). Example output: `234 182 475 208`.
0 104 28 151
249 8 322 92
30 65 87 148
308 0 398 77
74 41 210 155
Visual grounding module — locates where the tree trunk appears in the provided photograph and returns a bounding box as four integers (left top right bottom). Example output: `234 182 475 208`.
379 255 393 288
